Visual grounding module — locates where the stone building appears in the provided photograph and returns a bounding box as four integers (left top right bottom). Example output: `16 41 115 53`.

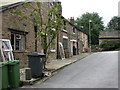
1 1 88 68
99 30 120 44
59 17 88 59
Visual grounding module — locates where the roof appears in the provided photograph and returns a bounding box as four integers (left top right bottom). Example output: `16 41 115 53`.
61 16 88 35
0 0 57 12
0 0 23 7
0 0 34 12
0 2 24 12
99 30 120 39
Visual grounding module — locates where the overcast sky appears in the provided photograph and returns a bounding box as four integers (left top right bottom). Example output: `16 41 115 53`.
0 0 119 26
59 0 119 26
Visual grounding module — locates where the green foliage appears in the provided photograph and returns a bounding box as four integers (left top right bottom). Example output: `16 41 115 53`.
13 10 22 15
106 16 120 30
75 12 104 45
100 41 120 51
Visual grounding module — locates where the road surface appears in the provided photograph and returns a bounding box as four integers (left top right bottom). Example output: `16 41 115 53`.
27 51 119 88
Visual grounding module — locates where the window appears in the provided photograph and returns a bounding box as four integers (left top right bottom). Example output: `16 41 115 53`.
73 27 76 33
62 29 67 33
49 35 55 52
63 21 67 32
50 2 54 7
64 21 66 26
11 33 25 50
49 2 55 20
63 38 68 50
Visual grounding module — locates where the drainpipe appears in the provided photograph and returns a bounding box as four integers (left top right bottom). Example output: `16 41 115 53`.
57 30 59 59
34 26 37 52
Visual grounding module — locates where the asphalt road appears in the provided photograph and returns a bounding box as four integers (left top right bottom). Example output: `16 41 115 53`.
28 51 119 88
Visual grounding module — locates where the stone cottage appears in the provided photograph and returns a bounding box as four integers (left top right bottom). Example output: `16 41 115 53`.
0 1 88 68
59 17 88 58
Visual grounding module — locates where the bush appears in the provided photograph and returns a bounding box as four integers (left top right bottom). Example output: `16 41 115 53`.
100 41 120 51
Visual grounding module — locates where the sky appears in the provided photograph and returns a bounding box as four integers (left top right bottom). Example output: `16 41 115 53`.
0 0 119 26
59 0 119 26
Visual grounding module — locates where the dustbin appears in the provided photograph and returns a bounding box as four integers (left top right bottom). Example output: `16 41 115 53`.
28 53 45 78
8 60 20 88
0 62 9 89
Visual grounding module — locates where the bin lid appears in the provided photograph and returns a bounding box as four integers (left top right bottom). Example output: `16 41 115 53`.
0 61 9 67
28 53 45 57
8 60 20 65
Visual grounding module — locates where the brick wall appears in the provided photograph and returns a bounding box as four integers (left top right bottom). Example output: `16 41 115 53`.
1 2 88 68
1 2 53 68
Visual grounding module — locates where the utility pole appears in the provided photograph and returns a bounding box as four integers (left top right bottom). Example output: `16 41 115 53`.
89 20 92 52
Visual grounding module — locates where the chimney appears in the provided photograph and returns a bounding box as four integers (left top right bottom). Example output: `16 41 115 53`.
70 17 75 25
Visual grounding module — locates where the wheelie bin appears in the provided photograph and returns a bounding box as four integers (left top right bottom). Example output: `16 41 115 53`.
0 62 9 89
28 53 45 78
8 60 20 88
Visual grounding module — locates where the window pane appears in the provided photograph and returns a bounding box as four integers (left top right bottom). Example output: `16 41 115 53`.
63 38 68 50
11 34 14 50
3 51 9 61
20 35 25 50
15 34 25 50
49 35 55 50
16 39 20 50
2 40 12 51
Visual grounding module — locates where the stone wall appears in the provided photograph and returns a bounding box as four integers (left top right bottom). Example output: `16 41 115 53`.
99 30 120 44
59 19 88 57
99 30 120 38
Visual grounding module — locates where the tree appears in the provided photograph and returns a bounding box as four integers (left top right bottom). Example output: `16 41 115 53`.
14 1 64 69
106 16 120 30
75 12 104 45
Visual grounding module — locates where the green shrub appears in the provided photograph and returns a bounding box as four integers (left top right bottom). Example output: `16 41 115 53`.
100 41 120 51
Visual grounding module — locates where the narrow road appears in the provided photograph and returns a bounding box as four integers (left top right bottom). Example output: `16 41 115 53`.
28 51 118 88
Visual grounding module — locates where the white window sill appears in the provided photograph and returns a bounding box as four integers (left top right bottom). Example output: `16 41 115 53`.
63 29 67 32
50 50 56 52
63 36 68 39
13 50 28 53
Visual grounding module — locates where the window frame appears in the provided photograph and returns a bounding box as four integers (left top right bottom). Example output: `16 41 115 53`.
49 35 56 52
11 33 26 51
73 27 76 34
63 37 68 50
9 28 28 51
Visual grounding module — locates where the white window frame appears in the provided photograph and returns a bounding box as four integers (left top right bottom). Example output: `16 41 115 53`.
62 29 68 33
63 36 68 39
0 39 14 62
11 33 25 51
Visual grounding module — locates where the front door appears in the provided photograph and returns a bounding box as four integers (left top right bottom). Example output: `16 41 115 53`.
70 41 73 55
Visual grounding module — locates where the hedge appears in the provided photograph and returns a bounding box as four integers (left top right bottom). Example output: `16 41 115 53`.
100 40 120 51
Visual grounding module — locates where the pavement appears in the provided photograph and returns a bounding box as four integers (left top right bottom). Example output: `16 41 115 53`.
23 51 118 88
46 53 91 71
20 53 91 86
